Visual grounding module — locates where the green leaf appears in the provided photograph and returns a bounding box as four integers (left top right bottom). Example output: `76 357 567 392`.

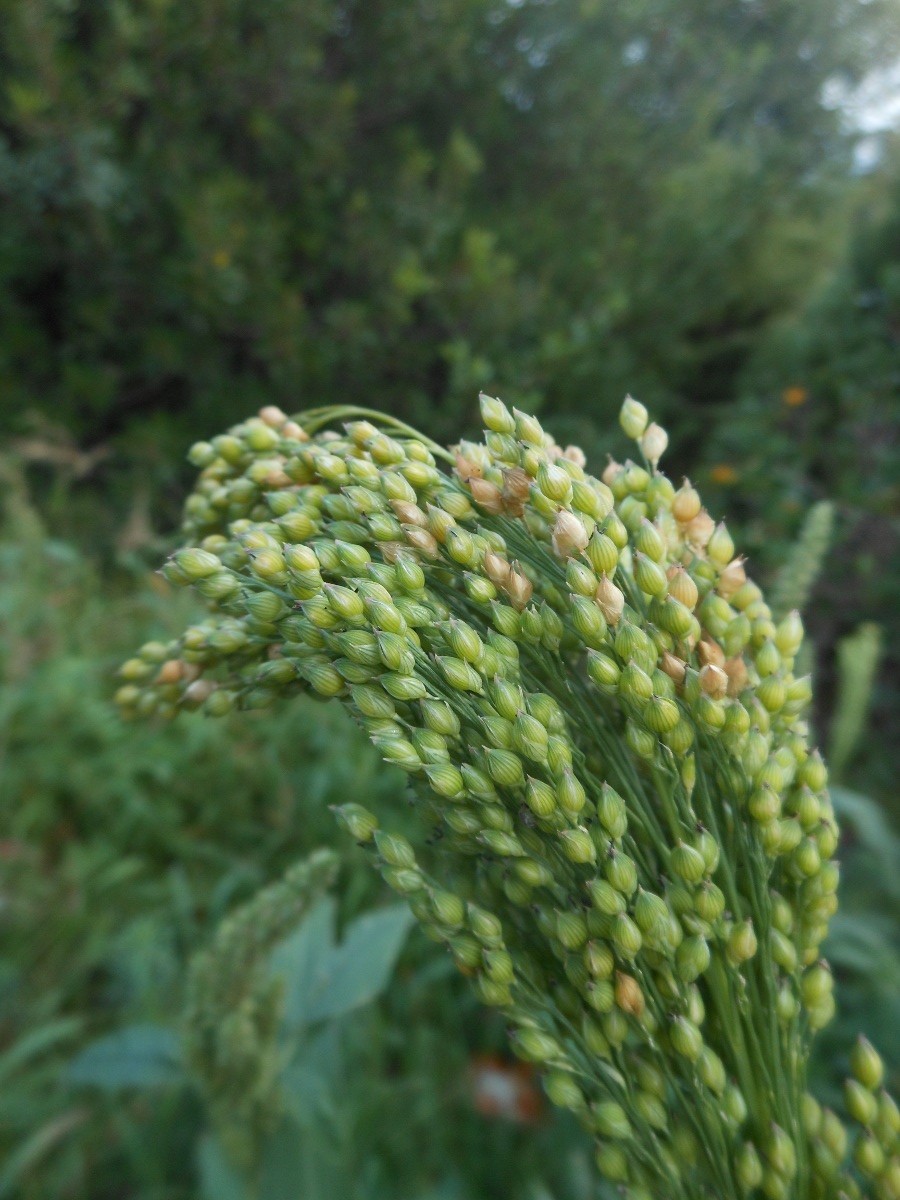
196 1134 248 1200
0 1017 83 1089
831 786 900 898
0 1108 88 1200
303 904 414 1023
280 1023 343 1126
272 897 337 1028
272 900 414 1027
258 1115 349 1200
67 1024 183 1089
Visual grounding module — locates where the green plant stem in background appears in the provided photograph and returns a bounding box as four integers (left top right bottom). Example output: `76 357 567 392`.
829 623 883 782
183 849 338 1171
769 502 834 623
115 394 900 1199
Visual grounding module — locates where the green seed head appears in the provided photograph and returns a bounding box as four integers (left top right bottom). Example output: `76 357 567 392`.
556 909 589 951
854 1133 885 1178
736 1142 764 1193
544 1071 584 1112
467 904 504 946
594 1100 632 1140
767 1124 797 1181
605 850 638 896
670 842 707 884
670 1015 703 1061
588 878 626 916
381 672 428 702
537 461 574 504
635 517 666 562
801 962 833 1006
173 547 222 580
559 827 597 864
587 650 620 691
514 711 550 761
798 749 828 793
633 551 668 598
619 394 649 440
425 763 466 799
723 1084 748 1128
374 830 417 869
676 935 711 983
485 747 525 788
596 783 628 838
333 803 379 842
644 695 679 734
619 661 653 703
557 769 587 817
634 890 669 936
755 638 782 678
438 656 483 692
584 939 616 979
420 698 461 737
522 776 556 819
489 677 523 721
594 1142 629 1183
695 881 725 923
699 1046 727 1095
480 392 517 434
566 558 598 597
612 913 642 958
461 764 497 800
479 828 525 857
571 595 607 644
775 610 804 657
514 1027 562 1064
850 1037 884 1091
727 920 758 965
756 675 786 714
586 532 619 576
770 929 798 973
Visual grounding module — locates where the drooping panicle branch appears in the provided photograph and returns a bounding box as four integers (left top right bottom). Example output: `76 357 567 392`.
117 396 899 1200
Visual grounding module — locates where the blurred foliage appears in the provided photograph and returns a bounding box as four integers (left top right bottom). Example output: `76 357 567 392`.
2 0 899 526
701 144 900 795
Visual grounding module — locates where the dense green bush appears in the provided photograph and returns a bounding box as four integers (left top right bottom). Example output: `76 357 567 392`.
2 0 898 510
701 145 900 793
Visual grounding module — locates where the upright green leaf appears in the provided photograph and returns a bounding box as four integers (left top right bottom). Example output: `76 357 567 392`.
67 1025 183 1089
304 904 415 1023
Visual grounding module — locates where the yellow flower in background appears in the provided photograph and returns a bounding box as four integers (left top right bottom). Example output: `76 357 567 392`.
212 249 232 270
710 464 739 485
782 386 808 407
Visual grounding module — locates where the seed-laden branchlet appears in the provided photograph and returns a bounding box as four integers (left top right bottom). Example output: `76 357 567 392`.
119 395 899 1199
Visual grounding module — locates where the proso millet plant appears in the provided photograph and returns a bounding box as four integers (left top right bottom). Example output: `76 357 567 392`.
117 395 899 1199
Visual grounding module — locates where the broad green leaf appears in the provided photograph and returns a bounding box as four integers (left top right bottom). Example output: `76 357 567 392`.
67 1024 183 1089
259 1114 349 1200
831 786 900 898
271 897 336 1028
196 1134 248 1200
280 1023 343 1126
0 1017 83 1089
272 900 414 1028
304 903 414 1023
0 1108 87 1200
